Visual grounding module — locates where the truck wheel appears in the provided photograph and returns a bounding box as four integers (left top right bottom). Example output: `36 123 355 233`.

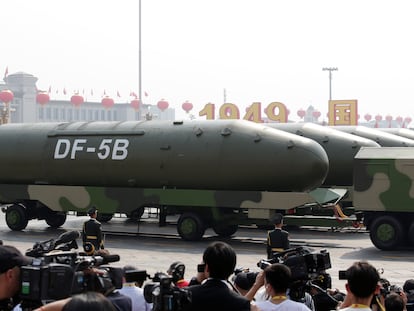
5 204 28 231
97 213 114 222
213 224 238 237
408 223 414 246
127 207 145 221
369 215 404 250
177 213 205 241
45 212 67 228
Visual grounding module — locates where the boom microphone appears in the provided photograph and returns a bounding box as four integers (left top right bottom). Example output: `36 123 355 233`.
55 231 80 245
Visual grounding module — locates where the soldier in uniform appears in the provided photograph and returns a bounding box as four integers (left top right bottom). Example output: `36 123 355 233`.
266 213 290 258
82 206 105 254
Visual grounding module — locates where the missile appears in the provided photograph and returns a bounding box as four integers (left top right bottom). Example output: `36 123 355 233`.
330 125 414 147
0 120 329 192
265 123 380 186
376 128 414 141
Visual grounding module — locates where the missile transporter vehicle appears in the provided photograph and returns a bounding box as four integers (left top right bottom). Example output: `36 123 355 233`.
0 120 330 241
354 147 414 250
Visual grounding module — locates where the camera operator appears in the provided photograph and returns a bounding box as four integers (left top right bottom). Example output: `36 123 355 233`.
167 262 189 288
385 292 407 311
62 292 116 311
118 265 152 311
0 245 32 311
184 241 251 311
247 263 311 311
339 261 380 311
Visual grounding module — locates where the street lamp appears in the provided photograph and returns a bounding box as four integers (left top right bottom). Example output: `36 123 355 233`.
138 0 142 119
322 67 338 101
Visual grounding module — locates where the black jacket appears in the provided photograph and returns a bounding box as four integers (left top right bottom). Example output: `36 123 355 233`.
185 278 250 311
82 218 103 250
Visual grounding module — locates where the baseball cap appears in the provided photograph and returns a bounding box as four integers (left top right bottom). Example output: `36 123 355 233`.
0 245 32 273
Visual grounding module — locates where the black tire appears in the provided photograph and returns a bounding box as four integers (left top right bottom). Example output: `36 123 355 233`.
213 224 238 237
369 215 404 250
177 213 205 241
45 212 67 228
97 213 114 222
127 207 145 221
408 222 414 246
5 204 28 231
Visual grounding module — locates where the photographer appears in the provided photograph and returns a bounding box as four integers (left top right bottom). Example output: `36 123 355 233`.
167 262 189 288
184 241 250 311
118 265 152 311
248 263 311 311
339 261 380 311
0 245 32 311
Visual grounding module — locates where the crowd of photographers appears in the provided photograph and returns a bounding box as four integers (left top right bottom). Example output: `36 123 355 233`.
1 238 414 311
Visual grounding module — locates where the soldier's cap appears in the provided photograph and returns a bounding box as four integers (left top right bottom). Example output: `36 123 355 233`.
87 206 98 215
0 245 32 273
270 213 283 225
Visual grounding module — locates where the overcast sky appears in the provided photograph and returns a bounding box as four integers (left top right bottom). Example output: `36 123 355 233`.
2 0 413 121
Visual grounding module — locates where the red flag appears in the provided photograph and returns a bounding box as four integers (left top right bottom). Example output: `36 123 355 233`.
103 89 107 96
63 88 67 95
4 66 8 79
144 91 148 97
117 90 121 97
130 91 137 98
91 89 94 96
48 86 52 93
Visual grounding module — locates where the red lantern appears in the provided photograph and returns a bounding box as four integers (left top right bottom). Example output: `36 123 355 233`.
70 94 84 107
131 98 141 110
157 99 169 111
0 89 14 103
297 109 305 119
312 110 321 119
385 115 392 122
182 101 193 113
101 96 114 109
375 114 382 122
36 92 50 105
364 114 372 122
405 117 412 125
396 116 403 125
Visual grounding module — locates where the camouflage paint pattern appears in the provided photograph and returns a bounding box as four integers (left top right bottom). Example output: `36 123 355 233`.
354 147 414 212
0 184 319 220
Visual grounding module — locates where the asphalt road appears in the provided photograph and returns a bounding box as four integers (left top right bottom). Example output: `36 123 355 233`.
1 213 414 292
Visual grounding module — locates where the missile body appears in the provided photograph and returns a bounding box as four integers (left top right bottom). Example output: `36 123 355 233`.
377 128 414 141
0 120 329 192
331 125 414 147
266 123 380 186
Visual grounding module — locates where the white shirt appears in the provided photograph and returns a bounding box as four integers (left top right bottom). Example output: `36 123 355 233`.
254 299 311 311
118 282 152 311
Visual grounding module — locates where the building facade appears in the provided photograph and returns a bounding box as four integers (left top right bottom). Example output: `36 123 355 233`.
0 72 175 123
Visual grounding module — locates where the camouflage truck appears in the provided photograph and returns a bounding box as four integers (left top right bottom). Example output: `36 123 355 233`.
354 147 414 250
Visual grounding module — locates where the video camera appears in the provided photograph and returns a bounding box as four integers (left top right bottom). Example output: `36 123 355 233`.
257 246 332 302
20 231 122 310
125 271 192 311
257 246 331 281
